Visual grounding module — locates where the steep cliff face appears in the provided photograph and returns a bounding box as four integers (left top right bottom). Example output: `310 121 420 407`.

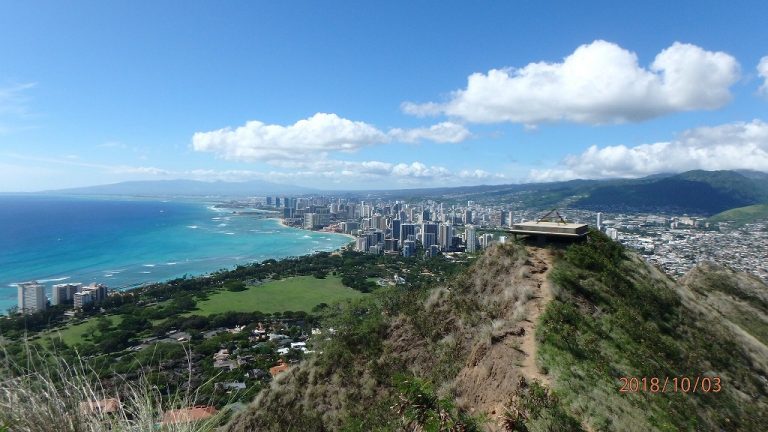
225 234 768 432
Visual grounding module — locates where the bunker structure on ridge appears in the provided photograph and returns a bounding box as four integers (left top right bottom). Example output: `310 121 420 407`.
507 209 588 244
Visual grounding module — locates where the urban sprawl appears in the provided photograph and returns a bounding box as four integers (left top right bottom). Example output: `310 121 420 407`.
15 195 768 315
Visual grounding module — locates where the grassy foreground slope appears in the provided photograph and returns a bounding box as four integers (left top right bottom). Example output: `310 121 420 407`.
225 233 768 432
539 231 768 431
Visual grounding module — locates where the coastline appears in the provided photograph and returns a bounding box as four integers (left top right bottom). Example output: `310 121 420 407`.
268 217 357 242
0 200 354 314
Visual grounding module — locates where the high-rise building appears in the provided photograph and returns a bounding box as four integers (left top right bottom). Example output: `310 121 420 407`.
465 225 478 253
52 283 82 305
400 223 416 244
479 233 494 249
74 291 94 309
421 222 439 248
463 210 473 225
341 221 359 234
402 240 416 257
438 224 453 250
356 236 369 252
597 212 603 231
266 197 273 206
423 233 436 249
303 211 330 229
391 219 401 242
304 213 317 229
421 209 431 222
17 281 47 314
81 283 107 303
372 214 385 231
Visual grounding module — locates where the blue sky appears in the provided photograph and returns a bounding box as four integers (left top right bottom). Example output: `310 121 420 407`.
1 1 767 191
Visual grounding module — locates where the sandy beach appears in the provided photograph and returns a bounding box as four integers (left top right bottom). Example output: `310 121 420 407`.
269 217 356 242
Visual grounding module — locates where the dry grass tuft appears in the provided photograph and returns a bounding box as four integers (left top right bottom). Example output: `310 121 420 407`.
0 343 223 432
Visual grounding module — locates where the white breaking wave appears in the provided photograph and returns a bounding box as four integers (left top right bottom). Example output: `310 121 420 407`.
36 276 71 283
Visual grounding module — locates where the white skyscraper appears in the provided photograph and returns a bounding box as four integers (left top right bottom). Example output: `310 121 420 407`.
465 225 478 253
597 212 603 231
17 281 47 314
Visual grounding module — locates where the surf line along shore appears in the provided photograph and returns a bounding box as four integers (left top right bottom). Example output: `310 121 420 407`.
269 217 357 242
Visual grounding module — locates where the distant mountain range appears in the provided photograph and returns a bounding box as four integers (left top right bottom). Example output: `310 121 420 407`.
368 169 768 216
42 170 768 216
46 179 315 197
573 170 768 215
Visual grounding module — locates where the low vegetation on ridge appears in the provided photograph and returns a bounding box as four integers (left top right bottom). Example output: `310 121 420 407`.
2 232 767 431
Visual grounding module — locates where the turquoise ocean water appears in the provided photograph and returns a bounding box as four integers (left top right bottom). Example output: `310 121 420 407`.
0 195 352 314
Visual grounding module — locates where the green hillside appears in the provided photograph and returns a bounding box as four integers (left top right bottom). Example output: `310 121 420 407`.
383 169 768 214
575 170 768 215
225 234 768 431
538 232 768 431
709 203 768 225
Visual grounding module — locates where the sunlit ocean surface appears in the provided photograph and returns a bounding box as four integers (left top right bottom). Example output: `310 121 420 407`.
0 195 351 313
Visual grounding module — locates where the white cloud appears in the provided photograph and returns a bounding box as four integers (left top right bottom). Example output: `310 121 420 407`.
404 41 740 124
758 56 768 96
192 113 471 163
388 122 471 143
530 119 768 181
0 82 36 134
113 159 505 186
192 113 388 162
458 169 495 179
0 83 35 115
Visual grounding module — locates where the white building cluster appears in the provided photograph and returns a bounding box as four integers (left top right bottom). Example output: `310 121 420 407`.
267 196 518 257
16 280 109 315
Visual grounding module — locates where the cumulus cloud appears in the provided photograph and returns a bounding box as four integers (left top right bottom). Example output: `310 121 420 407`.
103 158 506 186
388 122 471 143
192 113 388 161
530 120 768 181
759 56 768 96
403 41 740 124
192 113 470 162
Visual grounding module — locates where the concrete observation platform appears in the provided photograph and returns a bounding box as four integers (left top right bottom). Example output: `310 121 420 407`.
507 221 589 245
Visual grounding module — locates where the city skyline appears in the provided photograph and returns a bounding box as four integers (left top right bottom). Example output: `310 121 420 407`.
1 1 768 192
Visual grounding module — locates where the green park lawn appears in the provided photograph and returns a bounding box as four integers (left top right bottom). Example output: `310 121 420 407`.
191 275 365 315
44 315 123 347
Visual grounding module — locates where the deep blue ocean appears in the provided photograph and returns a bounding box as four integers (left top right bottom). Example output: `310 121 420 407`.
0 195 352 314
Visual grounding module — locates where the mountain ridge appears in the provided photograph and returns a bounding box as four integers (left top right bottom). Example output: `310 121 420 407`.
42 179 315 196
225 234 768 431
